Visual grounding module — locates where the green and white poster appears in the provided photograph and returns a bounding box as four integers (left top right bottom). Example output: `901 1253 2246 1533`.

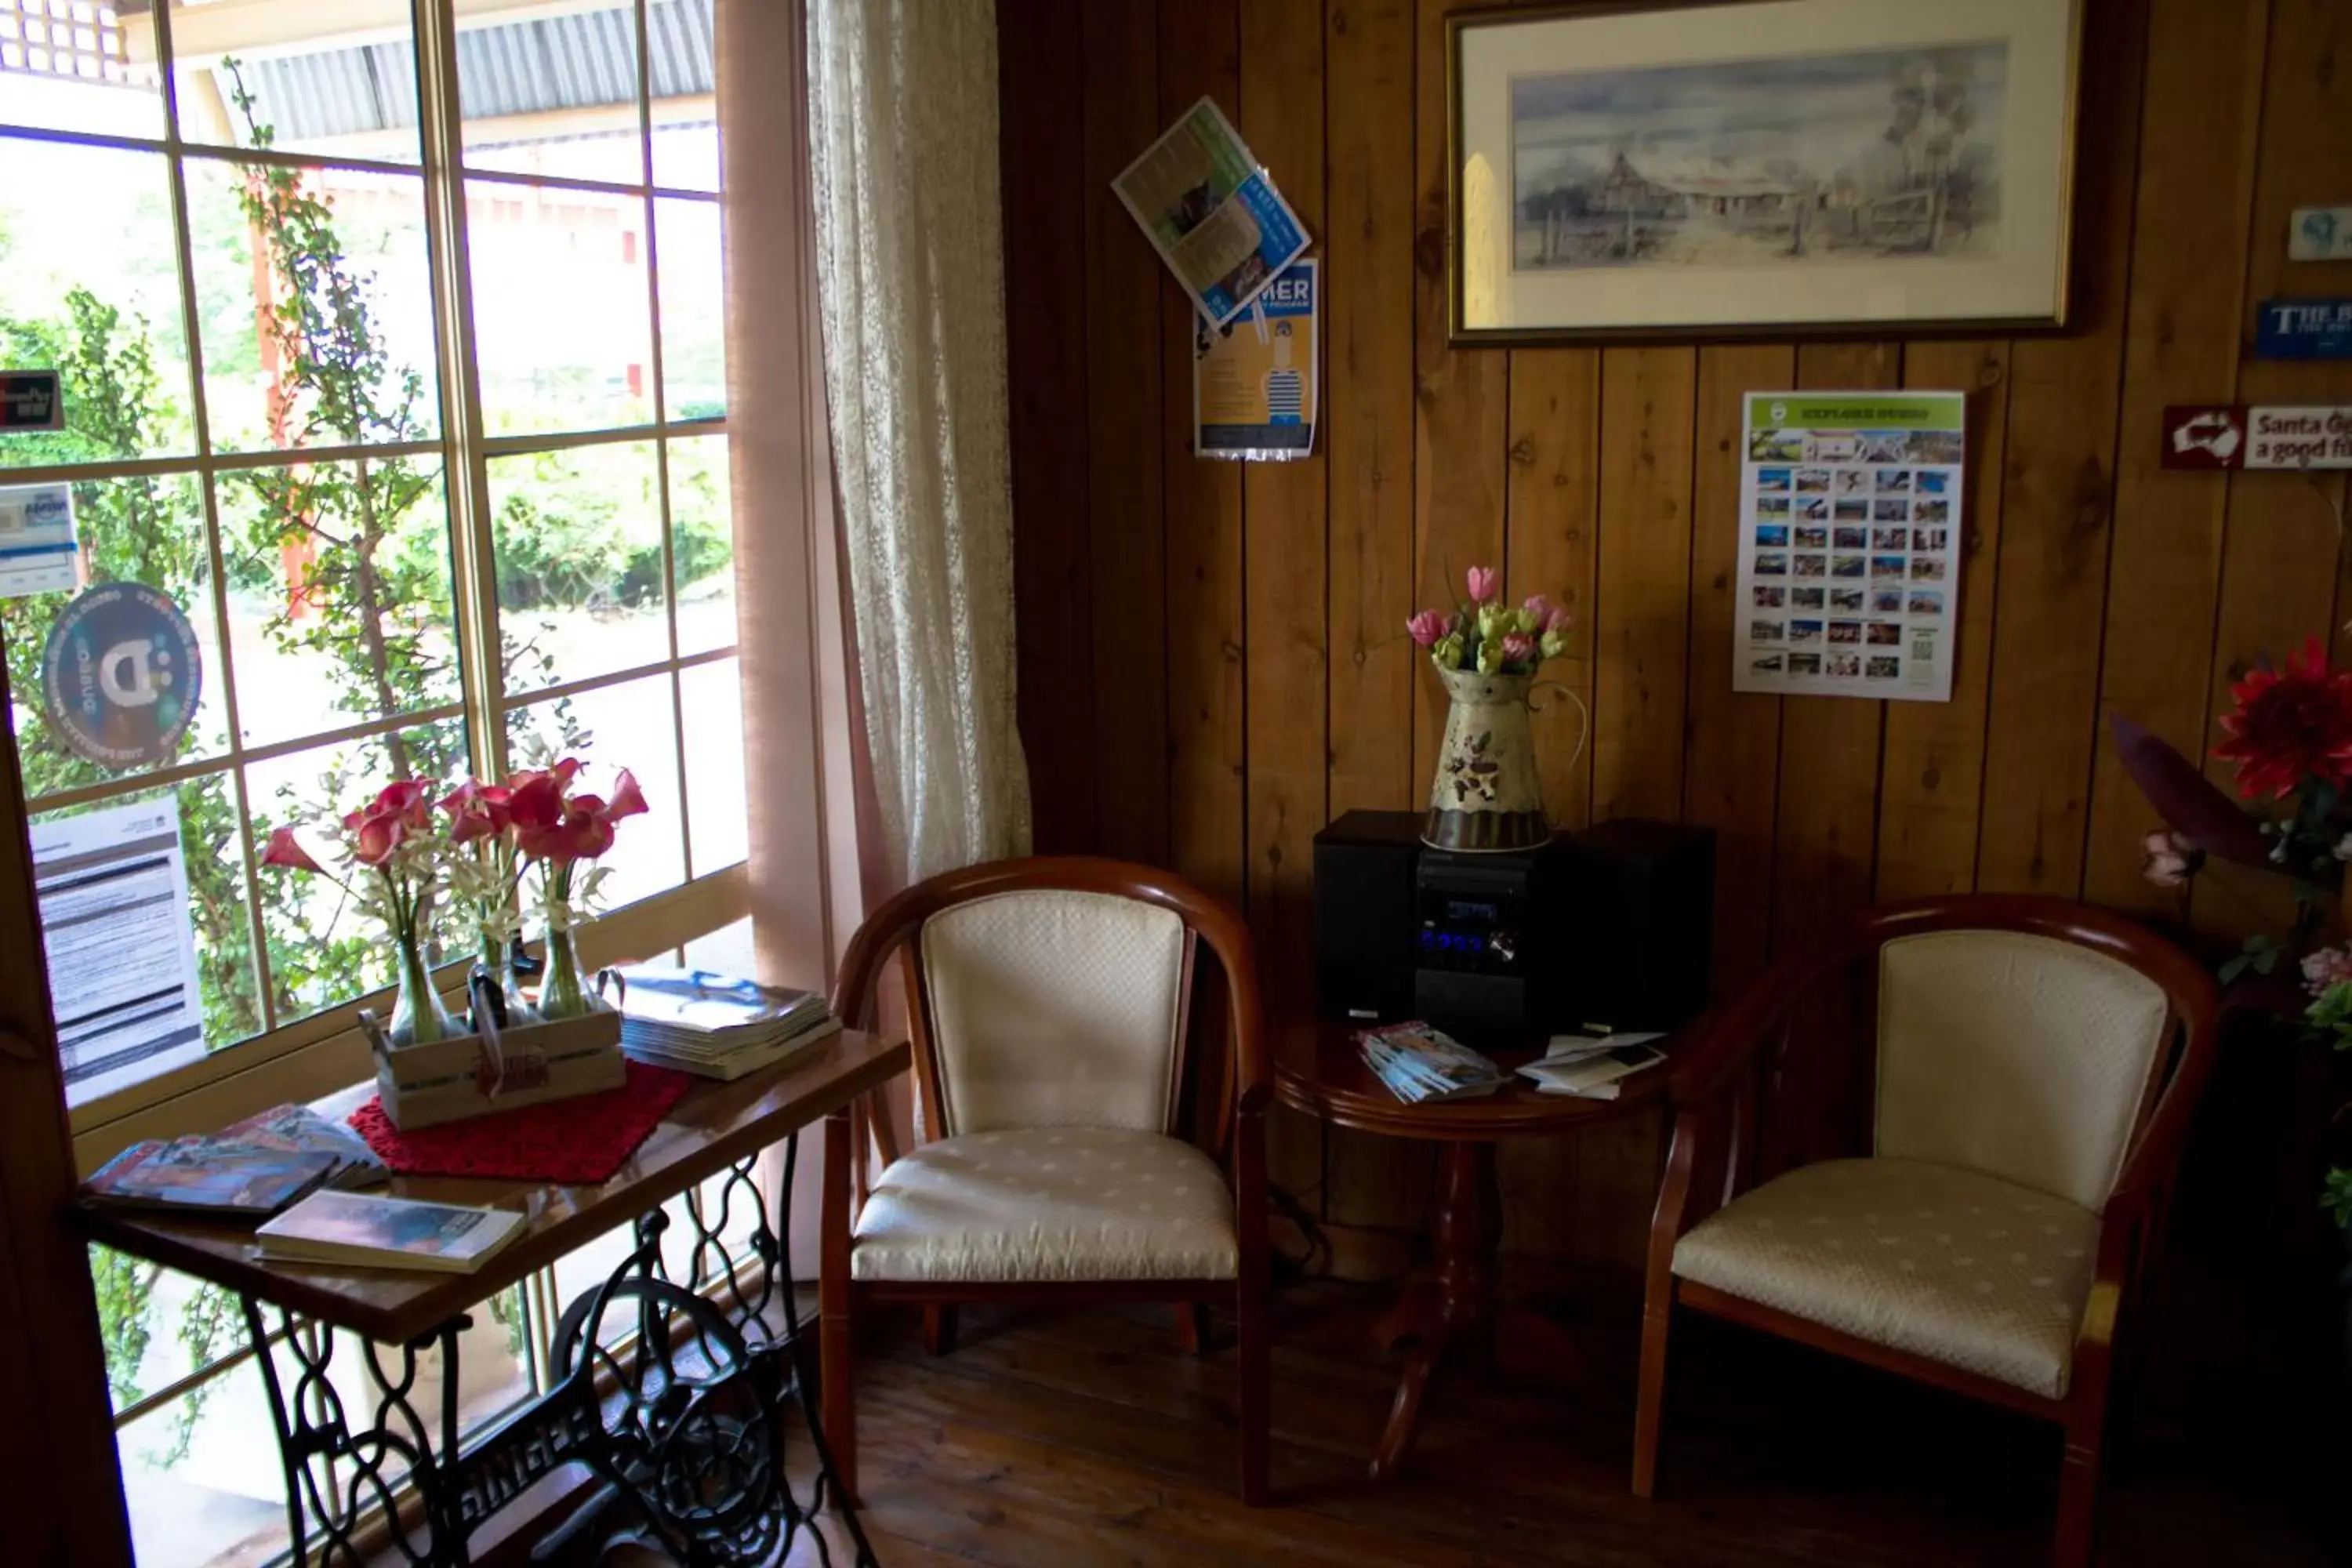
1736 391 1966 704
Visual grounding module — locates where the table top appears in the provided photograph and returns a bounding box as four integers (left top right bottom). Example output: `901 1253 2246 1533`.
75 1028 909 1346
1273 1014 1686 1141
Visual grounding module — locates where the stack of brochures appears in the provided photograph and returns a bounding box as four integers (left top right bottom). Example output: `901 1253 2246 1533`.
615 965 841 1081
1514 1033 1668 1100
83 1104 389 1221
257 1191 524 1275
1357 1022 1507 1105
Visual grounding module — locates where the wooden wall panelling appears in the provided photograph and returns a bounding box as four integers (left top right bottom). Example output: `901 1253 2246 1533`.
1000 0 1097 855
1873 339 2013 905
2192 0 2352 942
1591 347 1697 823
1410 0 1509 785
1768 342 1900 953
1080 0 1171 866
1506 350 1601 833
1682 344 1795 993
2079 0 2267 919
1160 0 1250 906
1240 0 1330 1009
1323 0 1417 821
1973 0 2150 896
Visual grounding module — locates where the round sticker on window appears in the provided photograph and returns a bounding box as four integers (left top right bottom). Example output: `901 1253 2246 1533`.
39 582 203 770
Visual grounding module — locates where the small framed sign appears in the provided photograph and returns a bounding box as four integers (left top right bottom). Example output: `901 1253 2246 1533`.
2255 299 2352 361
2 370 64 433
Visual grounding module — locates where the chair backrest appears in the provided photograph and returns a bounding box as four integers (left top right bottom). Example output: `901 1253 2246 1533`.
830 857 1266 1156
1874 927 2172 1213
919 887 1189 1135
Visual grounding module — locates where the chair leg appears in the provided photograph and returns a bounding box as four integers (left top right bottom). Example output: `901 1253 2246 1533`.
819 1111 859 1507
922 1304 958 1357
1631 1291 1672 1498
1175 1301 1210 1356
2055 1407 2105 1568
1238 1293 1271 1505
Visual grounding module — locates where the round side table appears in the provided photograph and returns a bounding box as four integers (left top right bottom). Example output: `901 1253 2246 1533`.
1274 1014 1680 1483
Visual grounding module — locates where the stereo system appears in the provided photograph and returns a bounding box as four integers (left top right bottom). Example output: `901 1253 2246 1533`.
1312 811 1715 1041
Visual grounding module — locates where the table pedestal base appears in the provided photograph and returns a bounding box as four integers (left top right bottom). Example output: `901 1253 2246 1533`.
1367 1140 1592 1484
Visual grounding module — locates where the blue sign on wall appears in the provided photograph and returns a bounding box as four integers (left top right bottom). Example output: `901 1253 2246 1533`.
2256 298 2352 361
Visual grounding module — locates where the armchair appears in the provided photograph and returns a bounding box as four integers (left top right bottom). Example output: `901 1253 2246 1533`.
1632 895 2219 1566
821 856 1272 1505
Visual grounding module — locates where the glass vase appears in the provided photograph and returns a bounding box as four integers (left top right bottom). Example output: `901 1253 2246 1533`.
387 929 459 1047
469 931 533 1032
536 924 593 1021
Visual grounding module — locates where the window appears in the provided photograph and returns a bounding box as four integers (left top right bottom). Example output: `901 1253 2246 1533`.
2 4 742 1562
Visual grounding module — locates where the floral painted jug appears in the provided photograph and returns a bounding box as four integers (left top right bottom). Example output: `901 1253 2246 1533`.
1425 666 1552 852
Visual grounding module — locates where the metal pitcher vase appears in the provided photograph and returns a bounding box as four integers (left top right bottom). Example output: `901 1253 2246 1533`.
1424 665 1552 852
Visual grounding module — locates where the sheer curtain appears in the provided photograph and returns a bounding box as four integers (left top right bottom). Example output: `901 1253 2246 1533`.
805 0 1033 886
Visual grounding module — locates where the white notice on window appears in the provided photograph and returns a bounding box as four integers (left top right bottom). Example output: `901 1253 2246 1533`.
31 799 207 1105
0 482 78 599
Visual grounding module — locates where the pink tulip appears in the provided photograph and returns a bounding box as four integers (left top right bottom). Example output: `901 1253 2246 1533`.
1406 609 1446 647
1465 565 1499 604
1501 632 1538 666
1544 605 1573 636
2136 828 2196 889
260 826 325 874
1523 594 1555 625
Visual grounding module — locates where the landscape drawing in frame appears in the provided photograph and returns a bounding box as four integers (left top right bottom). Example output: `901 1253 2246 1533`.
1447 0 2083 343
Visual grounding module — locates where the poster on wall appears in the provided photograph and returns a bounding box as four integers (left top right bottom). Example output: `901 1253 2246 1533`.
1113 97 1309 329
1195 260 1316 460
1733 391 1967 704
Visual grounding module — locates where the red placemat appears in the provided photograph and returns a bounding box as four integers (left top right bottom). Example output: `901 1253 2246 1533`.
348 1060 695 1185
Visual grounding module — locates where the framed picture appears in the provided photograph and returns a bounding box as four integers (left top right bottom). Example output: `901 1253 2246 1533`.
1447 0 2084 344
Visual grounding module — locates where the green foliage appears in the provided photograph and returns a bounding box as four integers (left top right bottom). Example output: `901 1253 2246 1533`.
2325 1167 2352 1230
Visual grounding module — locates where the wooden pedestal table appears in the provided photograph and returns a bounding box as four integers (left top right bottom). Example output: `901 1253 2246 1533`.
1273 1016 1679 1484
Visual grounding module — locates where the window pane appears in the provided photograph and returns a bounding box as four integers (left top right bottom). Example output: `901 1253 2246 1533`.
679 657 743 874
510 676 682 908
167 2 421 164
4 473 228 781
655 195 723 420
0 0 157 135
489 441 669 695
667 433 732 655
187 161 441 455
0 138 195 466
38 776 262 1106
648 0 717 192
245 716 470 1023
459 1 644 185
467 179 654 435
216 459 459 749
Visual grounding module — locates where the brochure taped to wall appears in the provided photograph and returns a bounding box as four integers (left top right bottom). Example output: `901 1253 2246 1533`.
1733 392 1967 704
1114 96 1308 328
1196 260 1316 460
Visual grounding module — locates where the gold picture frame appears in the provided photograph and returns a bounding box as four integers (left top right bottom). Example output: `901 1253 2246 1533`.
1446 0 2085 346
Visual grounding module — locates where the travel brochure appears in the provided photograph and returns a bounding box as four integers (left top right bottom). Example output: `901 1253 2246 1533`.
83 1102 389 1220
1736 392 1967 703
1515 1035 1668 1100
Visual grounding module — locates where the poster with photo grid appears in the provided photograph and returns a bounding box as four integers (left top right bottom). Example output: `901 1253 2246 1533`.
1733 391 1965 704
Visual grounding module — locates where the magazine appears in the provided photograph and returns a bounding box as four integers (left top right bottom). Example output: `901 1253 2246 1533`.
615 965 838 1080
84 1141 337 1220
1357 1022 1506 1105
220 1103 390 1189
256 1191 526 1274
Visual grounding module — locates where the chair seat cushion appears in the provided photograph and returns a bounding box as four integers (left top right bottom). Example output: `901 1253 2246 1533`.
1671 1157 2101 1399
851 1127 1239 1283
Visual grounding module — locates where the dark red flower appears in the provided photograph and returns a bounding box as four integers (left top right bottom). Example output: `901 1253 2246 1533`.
2213 637 2352 801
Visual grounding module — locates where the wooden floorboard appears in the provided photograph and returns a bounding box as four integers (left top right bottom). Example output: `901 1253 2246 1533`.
764 1280 2334 1568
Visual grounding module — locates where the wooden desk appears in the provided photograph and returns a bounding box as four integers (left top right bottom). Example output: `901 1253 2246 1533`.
1275 1015 1679 1483
78 1029 909 1567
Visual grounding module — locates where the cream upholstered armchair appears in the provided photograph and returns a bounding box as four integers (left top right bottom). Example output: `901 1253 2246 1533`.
820 856 1270 1504
1632 895 2218 1567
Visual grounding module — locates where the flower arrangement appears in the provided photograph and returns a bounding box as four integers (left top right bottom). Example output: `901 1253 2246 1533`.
260 757 647 1044
2114 633 2352 1225
1407 564 1574 676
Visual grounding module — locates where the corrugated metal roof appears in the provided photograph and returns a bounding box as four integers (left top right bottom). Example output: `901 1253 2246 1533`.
231 0 713 145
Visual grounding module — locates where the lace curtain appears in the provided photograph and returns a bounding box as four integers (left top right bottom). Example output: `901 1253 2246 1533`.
806 0 1033 884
